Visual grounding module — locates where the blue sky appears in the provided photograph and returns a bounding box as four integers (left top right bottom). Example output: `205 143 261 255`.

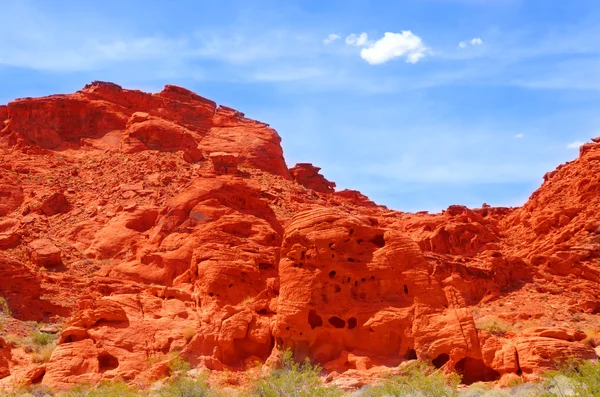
1 0 600 212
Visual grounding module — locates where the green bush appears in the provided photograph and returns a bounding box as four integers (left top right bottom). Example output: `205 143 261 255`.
157 375 217 397
250 349 342 397
168 356 192 375
362 361 461 397
31 329 56 346
537 360 600 397
58 380 141 397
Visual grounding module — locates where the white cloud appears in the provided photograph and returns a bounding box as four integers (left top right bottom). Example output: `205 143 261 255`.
514 133 524 138
360 31 428 65
567 140 585 149
323 34 341 44
458 37 484 49
345 33 369 46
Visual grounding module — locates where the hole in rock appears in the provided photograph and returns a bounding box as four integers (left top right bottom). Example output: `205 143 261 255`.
258 262 272 270
333 284 341 293
369 234 386 248
361 278 366 282
298 262 304 268
331 254 334 258
328 316 346 328
329 243 335 248
354 281 358 287
371 276 375 280
404 349 417 360
404 284 409 294
347 277 351 283
308 310 323 329
347 258 355 262
432 353 450 369
455 357 500 385
98 352 119 372
349 229 354 236
329 270 336 278
347 317 357 329
229 283 233 288
208 292 214 297
31 370 45 384
357 239 363 244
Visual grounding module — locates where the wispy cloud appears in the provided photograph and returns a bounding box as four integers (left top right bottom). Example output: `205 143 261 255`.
323 34 341 44
514 133 524 138
458 37 483 49
567 140 585 149
345 33 369 46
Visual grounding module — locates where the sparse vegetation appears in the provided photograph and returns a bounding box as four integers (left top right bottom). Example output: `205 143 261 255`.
250 349 343 397
476 319 513 337
168 356 191 376
59 380 140 397
0 297 10 316
182 327 196 342
582 328 600 348
31 329 56 346
31 343 56 363
362 361 461 397
157 374 217 397
537 360 600 397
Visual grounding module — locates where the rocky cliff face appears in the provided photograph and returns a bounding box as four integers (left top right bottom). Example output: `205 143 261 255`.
0 82 598 390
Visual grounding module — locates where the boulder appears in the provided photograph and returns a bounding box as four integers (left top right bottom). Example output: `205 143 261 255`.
28 239 62 267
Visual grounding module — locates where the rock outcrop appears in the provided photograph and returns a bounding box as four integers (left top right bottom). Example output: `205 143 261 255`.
0 82 598 391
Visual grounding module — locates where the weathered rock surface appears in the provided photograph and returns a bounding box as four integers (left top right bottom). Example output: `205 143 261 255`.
0 82 599 391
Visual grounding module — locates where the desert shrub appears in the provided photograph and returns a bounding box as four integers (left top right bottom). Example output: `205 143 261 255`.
476 320 512 337
168 356 192 375
250 349 343 397
362 361 461 397
26 327 58 363
31 343 56 363
583 329 600 348
536 360 600 397
0 297 10 315
182 327 196 342
157 375 217 397
59 380 142 397
31 329 56 346
3 384 56 397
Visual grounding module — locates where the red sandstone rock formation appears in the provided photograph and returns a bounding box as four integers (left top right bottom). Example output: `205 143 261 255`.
0 82 598 390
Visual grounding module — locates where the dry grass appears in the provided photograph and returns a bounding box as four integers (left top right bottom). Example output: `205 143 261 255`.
583 328 600 348
476 319 513 337
31 343 55 363
182 327 196 342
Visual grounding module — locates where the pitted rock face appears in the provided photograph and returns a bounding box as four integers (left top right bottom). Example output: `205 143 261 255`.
0 82 599 390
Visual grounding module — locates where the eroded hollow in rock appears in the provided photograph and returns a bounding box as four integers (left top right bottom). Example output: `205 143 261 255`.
328 316 346 328
455 357 500 385
347 317 357 329
369 233 385 248
432 353 450 368
404 349 417 360
98 352 119 372
308 309 323 329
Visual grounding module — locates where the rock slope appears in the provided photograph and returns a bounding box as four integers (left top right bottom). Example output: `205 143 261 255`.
0 82 598 390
